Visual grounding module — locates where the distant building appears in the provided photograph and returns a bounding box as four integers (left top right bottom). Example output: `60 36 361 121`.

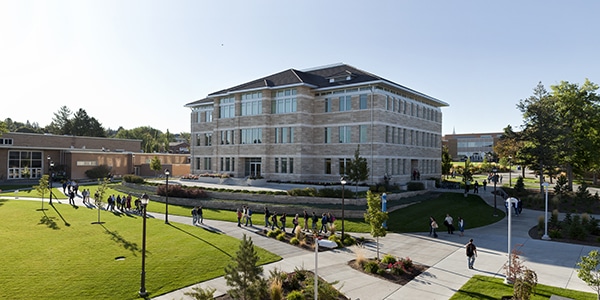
443 132 503 162
0 132 189 181
185 63 448 185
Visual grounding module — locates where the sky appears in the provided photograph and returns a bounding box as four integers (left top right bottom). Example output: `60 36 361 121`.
2 1 599 135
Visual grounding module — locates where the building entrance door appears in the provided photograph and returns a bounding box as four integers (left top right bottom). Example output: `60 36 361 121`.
244 158 262 178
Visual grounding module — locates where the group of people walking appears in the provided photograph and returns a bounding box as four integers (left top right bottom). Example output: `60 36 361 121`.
231 205 337 235
429 214 465 237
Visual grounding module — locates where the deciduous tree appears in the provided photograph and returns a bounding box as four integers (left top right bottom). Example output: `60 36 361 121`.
364 190 388 260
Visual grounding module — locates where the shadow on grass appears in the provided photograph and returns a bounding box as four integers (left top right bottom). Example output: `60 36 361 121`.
100 224 142 256
168 223 232 258
49 203 71 227
39 210 60 230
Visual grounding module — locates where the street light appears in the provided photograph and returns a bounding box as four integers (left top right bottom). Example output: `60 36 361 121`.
492 167 498 216
340 176 347 240
164 169 170 224
505 197 519 284
542 182 551 240
139 193 150 298
47 156 54 205
508 156 512 187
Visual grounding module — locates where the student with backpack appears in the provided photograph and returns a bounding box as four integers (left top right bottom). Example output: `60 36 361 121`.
466 239 478 269
191 207 198 225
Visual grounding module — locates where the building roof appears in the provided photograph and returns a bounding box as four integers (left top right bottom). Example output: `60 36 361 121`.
185 63 448 107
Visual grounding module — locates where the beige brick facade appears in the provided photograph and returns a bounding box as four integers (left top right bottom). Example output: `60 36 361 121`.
185 64 448 186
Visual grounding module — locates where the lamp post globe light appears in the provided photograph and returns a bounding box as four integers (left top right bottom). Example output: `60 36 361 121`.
164 169 170 224
340 176 347 240
139 193 150 297
542 182 551 240
492 167 498 216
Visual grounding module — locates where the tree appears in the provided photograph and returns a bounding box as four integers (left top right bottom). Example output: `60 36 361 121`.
462 159 473 183
116 126 166 153
346 145 369 195
33 175 50 210
224 234 267 300
441 145 453 179
70 108 106 137
364 190 388 260
47 106 73 135
0 119 8 135
93 177 110 224
577 249 600 300
150 156 162 177
517 82 561 193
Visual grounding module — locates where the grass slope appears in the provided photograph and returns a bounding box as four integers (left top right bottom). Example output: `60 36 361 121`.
450 275 595 300
0 200 280 299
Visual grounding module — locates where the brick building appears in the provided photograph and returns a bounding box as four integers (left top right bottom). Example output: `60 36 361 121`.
0 132 189 182
443 132 503 162
185 63 448 185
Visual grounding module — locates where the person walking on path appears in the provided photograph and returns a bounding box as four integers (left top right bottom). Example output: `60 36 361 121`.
320 213 328 234
474 181 479 193
466 239 477 269
245 206 253 226
430 216 438 238
444 213 454 234
311 211 318 232
303 210 309 232
458 217 465 236
197 206 204 224
191 206 198 225
264 206 271 228
292 214 299 233
271 212 278 230
280 213 287 232
482 179 487 191
236 208 242 227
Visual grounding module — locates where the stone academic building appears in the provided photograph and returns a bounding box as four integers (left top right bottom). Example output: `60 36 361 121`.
185 63 448 185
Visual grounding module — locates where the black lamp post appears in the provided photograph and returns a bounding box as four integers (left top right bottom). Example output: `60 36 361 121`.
492 167 498 216
47 156 54 205
139 193 150 298
340 176 347 239
164 169 170 224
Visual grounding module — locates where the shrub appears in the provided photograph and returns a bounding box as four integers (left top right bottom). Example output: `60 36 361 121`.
276 232 286 241
407 181 425 191
286 290 304 300
269 277 283 300
123 174 145 184
267 229 282 238
342 235 356 246
381 254 397 265
388 261 406 275
328 234 341 248
287 187 317 197
363 261 379 274
400 257 414 269
184 286 217 300
84 164 112 179
290 237 300 245
156 184 208 199
537 215 545 232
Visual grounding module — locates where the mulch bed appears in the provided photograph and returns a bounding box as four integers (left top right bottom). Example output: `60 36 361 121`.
347 259 429 286
528 226 600 247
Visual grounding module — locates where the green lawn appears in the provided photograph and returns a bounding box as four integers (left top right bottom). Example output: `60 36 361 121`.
450 275 596 300
141 192 505 234
0 200 280 299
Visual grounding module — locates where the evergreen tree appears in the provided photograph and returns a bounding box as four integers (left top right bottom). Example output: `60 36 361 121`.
224 234 267 300
441 145 453 179
346 145 369 195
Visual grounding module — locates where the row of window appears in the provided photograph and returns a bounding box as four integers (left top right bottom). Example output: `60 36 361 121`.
7 150 44 179
383 158 440 176
385 95 441 123
385 126 441 148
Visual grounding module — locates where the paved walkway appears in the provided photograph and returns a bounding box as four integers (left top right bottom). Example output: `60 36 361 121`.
150 185 596 300
3 184 596 299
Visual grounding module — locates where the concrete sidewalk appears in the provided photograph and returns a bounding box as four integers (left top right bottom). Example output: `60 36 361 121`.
3 186 596 299
152 187 597 300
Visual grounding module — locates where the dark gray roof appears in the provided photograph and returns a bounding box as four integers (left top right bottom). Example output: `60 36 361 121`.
185 63 447 107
